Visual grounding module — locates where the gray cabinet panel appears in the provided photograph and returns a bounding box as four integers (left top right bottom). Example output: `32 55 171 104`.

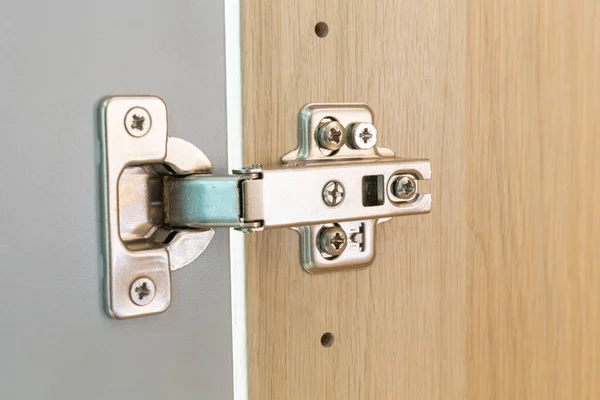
0 1 233 398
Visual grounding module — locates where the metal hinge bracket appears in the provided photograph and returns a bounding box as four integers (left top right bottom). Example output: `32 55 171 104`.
99 96 431 318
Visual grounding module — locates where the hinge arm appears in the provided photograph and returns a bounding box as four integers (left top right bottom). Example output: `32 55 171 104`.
164 159 431 232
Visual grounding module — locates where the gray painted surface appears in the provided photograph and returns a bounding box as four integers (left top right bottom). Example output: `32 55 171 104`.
0 1 233 399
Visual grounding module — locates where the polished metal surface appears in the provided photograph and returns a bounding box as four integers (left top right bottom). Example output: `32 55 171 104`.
317 118 346 151
322 180 345 207
347 122 377 150
166 176 241 227
281 103 431 272
295 220 378 273
257 160 430 228
282 103 395 163
318 225 348 257
166 159 431 230
99 95 215 318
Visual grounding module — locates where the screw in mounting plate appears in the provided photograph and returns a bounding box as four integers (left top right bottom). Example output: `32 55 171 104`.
129 277 156 306
393 175 417 200
347 122 377 150
322 180 345 207
318 225 348 257
317 118 346 152
124 106 152 137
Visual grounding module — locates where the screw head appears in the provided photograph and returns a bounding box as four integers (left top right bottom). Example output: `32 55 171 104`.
347 122 377 150
318 226 348 257
242 163 262 172
317 118 346 151
232 163 263 176
322 180 345 207
130 277 156 306
124 107 152 137
393 175 417 200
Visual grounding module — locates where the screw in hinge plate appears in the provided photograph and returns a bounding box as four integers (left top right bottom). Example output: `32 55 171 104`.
322 180 345 207
393 175 417 200
129 277 156 306
347 122 377 150
318 225 348 257
317 118 346 151
124 106 152 137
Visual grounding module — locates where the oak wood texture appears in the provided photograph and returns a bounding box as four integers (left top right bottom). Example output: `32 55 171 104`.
242 0 599 398
467 2 600 398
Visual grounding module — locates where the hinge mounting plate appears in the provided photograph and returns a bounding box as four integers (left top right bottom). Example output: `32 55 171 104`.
280 103 431 272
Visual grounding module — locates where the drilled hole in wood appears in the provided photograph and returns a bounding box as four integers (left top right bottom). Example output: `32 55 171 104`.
315 22 329 38
321 332 334 347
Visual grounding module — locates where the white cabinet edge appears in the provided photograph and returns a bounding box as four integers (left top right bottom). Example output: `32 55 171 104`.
224 0 248 398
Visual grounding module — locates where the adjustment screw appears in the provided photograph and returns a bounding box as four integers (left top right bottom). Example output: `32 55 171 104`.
318 226 348 257
322 180 345 207
317 118 346 151
393 175 417 200
347 122 377 150
124 106 152 137
130 277 156 306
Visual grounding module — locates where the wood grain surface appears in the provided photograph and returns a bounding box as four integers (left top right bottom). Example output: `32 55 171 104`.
467 1 600 398
242 0 599 398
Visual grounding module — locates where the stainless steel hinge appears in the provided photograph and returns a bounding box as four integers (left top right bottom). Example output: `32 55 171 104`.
99 96 431 318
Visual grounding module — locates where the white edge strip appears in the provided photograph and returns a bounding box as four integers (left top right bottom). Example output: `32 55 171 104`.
224 0 248 398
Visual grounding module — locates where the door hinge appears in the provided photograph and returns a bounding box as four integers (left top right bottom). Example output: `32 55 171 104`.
99 96 431 318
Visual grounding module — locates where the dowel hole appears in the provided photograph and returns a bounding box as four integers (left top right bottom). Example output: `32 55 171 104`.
321 332 334 347
315 21 329 38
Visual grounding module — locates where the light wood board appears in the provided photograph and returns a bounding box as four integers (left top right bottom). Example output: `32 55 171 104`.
242 0 599 398
466 1 600 398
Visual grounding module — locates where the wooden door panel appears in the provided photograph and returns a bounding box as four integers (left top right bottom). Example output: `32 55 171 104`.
242 0 599 398
467 1 600 398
